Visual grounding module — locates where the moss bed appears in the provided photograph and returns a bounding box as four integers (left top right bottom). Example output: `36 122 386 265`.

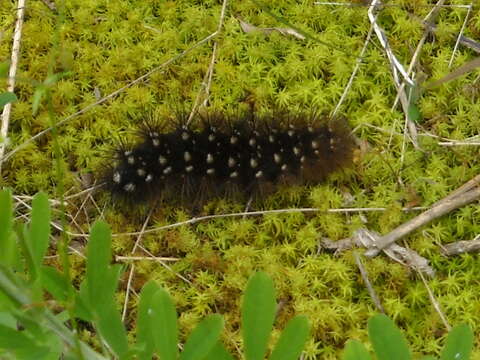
1 0 480 358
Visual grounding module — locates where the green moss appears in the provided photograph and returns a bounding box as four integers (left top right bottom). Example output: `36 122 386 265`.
2 0 480 357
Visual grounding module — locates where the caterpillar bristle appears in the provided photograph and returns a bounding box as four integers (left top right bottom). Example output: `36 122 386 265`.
99 110 355 208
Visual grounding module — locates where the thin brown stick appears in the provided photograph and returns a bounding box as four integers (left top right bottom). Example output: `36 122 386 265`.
121 265 135 322
412 12 480 54
438 141 480 146
136 243 192 284
332 20 375 117
431 173 480 208
187 42 219 125
427 57 480 90
187 0 228 124
111 206 426 238
47 205 426 239
441 234 480 256
354 251 384 313
365 186 480 256
13 195 86 258
368 0 422 156
201 43 218 108
448 3 472 68
316 2 473 8
416 261 451 331
115 256 180 262
40 0 57 12
0 0 26 174
323 229 435 276
392 0 445 110
122 206 154 321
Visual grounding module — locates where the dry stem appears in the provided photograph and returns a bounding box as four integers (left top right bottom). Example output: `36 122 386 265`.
354 252 385 312
441 234 480 256
0 0 26 174
365 184 480 257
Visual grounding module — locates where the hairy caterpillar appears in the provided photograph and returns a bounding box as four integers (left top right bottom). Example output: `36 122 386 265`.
100 111 355 207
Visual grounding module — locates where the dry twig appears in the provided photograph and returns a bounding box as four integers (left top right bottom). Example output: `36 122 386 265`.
322 228 435 277
0 0 26 174
115 256 180 262
353 251 385 312
237 18 305 40
40 0 57 12
448 3 472 67
413 11 480 54
332 20 375 117
367 0 421 157
121 207 153 322
441 234 480 256
431 173 480 208
365 180 480 257
187 41 219 125
416 260 451 330
187 0 229 124
391 0 445 110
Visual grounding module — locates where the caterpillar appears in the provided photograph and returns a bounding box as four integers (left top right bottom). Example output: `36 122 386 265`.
100 111 355 208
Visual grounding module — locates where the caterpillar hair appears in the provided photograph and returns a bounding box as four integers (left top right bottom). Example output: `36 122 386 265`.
99 110 355 208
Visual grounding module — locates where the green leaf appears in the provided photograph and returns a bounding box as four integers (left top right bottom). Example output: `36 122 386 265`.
407 103 422 124
85 221 128 357
420 357 437 360
242 272 276 360
269 315 309 360
0 324 50 359
427 57 480 89
0 61 10 77
406 84 423 124
73 281 93 321
32 72 71 115
32 87 46 115
40 266 71 302
28 193 51 273
0 92 17 109
2 233 20 273
205 342 234 360
86 221 112 309
54 310 70 324
19 224 38 280
42 334 63 360
11 308 48 342
439 324 473 360
0 189 12 240
368 314 411 360
180 314 224 360
342 340 373 360
43 72 70 86
0 264 30 307
137 281 160 360
0 312 16 329
106 265 123 303
95 302 129 359
0 189 14 267
149 288 178 360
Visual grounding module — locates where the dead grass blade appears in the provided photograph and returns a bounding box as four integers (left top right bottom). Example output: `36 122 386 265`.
427 57 480 89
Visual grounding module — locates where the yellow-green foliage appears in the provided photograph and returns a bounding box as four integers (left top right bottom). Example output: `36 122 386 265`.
1 0 480 358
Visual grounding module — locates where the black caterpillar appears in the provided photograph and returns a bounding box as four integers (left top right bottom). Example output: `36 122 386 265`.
101 111 355 206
